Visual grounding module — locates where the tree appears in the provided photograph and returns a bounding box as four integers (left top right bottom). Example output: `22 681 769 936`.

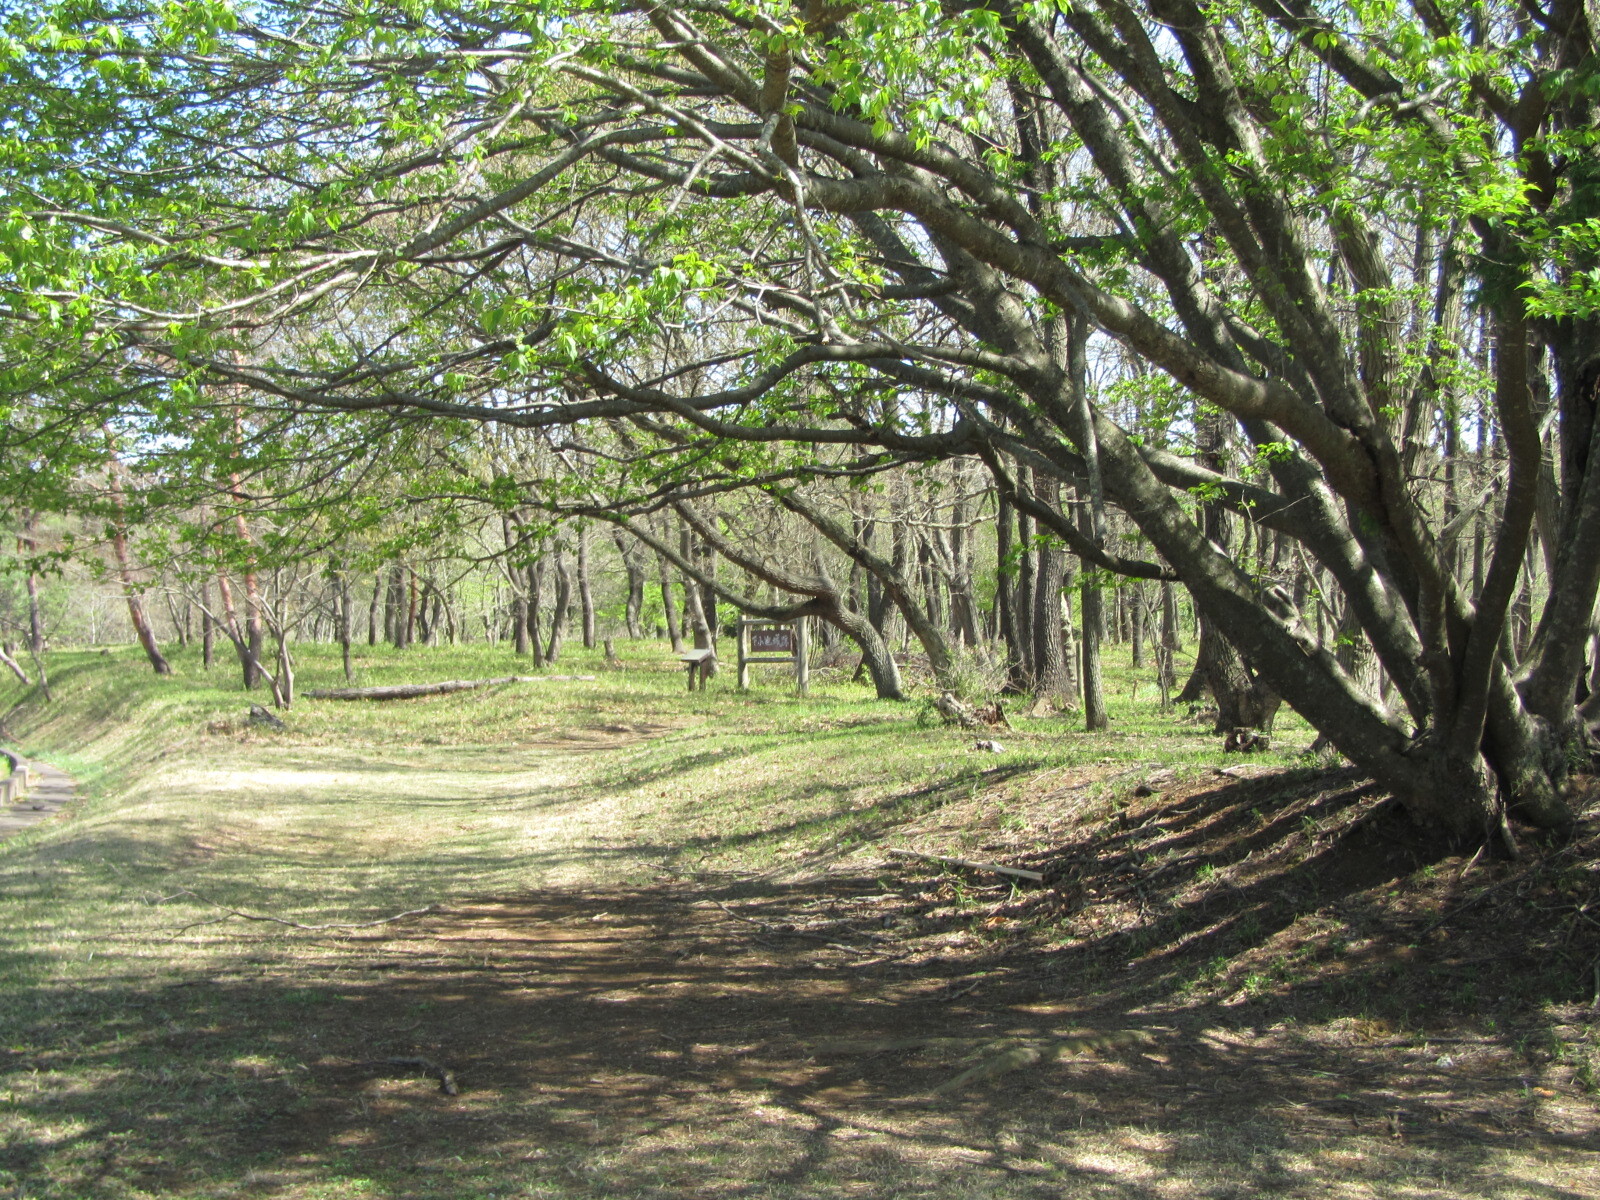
5 0 1599 841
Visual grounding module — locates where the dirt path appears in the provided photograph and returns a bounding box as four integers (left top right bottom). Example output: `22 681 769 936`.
124 868 1587 1200
7 730 1598 1198
0 756 73 841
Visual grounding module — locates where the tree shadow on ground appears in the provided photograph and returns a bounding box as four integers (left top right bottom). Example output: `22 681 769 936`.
3 770 1598 1199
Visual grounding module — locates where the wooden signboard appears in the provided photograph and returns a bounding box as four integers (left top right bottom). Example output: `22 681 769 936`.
737 619 809 694
749 626 796 655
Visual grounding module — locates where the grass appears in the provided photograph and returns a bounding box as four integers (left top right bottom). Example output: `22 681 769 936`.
0 639 1596 1199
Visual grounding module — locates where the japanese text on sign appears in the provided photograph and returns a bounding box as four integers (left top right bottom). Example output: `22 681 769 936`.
750 627 795 654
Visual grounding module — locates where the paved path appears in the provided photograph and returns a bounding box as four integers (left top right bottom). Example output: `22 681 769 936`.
0 757 75 841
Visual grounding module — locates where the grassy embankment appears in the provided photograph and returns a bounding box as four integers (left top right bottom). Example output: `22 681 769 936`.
1 641 1595 1200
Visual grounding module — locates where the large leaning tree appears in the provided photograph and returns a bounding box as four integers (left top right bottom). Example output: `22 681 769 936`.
2 0 1598 842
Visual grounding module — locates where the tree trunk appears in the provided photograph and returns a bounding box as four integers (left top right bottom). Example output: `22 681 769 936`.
527 558 547 666
217 571 248 681
336 569 353 682
20 511 44 656
545 550 572 664
1030 474 1074 707
507 515 532 657
613 531 646 638
273 625 294 708
1130 580 1146 668
1014 499 1038 685
657 547 683 651
200 576 215 669
103 439 172 676
577 523 597 649
1078 554 1108 731
512 589 530 656
996 493 1027 692
1157 581 1179 704
678 527 716 672
405 566 418 648
1197 618 1281 748
227 497 265 685
368 572 380 646
163 591 189 648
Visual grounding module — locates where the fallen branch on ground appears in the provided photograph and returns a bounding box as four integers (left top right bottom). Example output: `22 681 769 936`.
167 888 438 935
304 675 594 701
885 848 1044 883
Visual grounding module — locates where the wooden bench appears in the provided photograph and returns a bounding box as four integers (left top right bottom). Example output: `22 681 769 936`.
0 751 29 807
677 647 716 692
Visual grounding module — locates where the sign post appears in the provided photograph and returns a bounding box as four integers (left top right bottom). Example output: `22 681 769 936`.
737 618 809 695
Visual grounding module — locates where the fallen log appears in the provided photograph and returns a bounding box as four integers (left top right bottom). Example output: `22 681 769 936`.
304 675 595 701
885 847 1045 883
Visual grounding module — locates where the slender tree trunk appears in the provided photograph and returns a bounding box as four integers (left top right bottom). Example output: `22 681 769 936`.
217 571 249 682
1130 581 1147 668
227 497 264 686
1014 499 1038 686
527 558 546 666
657 544 684 651
996 493 1027 692
0 645 29 685
1030 473 1074 707
545 551 572 664
21 510 44 656
678 527 716 673
163 592 189 648
335 568 353 682
577 523 596 649
1076 507 1108 729
505 516 530 656
103 439 172 675
200 576 215 669
863 522 889 637
1157 581 1179 704
405 566 418 647
512 588 530 656
613 532 646 638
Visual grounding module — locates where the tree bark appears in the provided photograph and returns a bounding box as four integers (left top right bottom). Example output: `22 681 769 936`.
19 511 44 657
335 567 353 682
1030 473 1074 708
103 438 172 676
577 522 597 649
200 575 215 669
368 572 380 646
657 547 684 651
995 493 1027 692
545 550 572 664
527 557 547 666
613 531 647 638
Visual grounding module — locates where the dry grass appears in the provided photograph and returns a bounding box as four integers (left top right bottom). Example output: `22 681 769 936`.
0 643 1595 1199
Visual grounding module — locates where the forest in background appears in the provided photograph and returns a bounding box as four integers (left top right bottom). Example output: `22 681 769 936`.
0 0 1597 845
